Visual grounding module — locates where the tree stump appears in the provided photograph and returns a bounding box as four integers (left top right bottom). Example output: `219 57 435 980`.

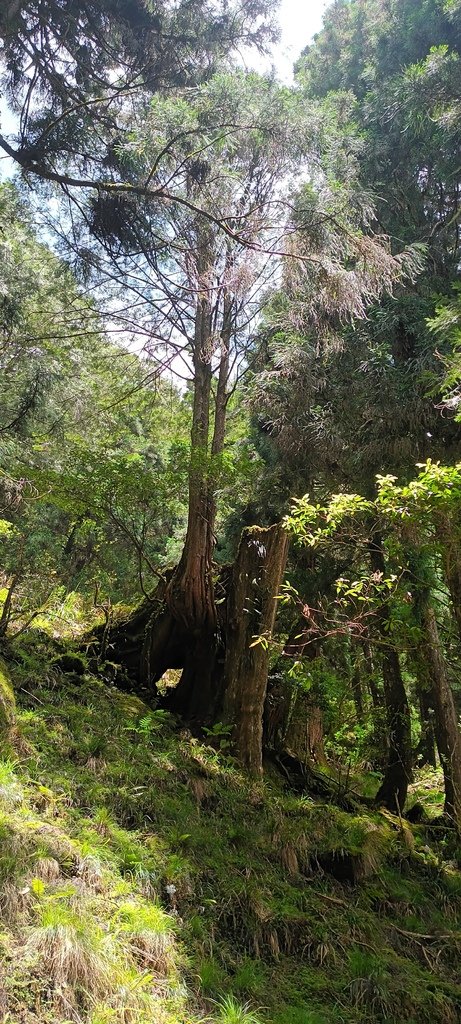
223 523 289 774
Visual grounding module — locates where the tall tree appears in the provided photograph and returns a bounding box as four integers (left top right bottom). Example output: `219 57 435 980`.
0 0 275 236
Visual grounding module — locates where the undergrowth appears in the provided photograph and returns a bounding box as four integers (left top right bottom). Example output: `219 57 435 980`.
0 633 460 1024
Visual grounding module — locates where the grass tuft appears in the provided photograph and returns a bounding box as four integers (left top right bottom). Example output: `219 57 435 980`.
25 903 113 1005
213 994 264 1024
113 899 176 973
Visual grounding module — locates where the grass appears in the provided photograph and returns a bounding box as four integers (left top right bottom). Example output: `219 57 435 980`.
214 994 264 1024
0 637 460 1024
24 902 113 1005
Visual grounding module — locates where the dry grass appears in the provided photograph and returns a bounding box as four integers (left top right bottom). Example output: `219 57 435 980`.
77 854 105 891
0 879 32 924
24 913 111 1006
33 856 61 882
114 901 176 975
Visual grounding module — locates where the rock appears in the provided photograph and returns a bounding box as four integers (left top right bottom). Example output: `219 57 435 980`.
405 802 426 824
52 653 86 675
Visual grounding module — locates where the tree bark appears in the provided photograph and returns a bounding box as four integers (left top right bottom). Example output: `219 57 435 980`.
374 646 412 812
438 514 461 644
369 535 412 813
351 662 365 724
361 640 381 709
415 686 437 768
284 690 326 764
166 289 216 635
407 542 461 829
420 600 461 827
409 648 437 768
223 523 289 774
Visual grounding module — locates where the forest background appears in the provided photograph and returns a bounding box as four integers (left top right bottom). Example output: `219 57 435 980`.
1 0 461 847
2 3 461 1024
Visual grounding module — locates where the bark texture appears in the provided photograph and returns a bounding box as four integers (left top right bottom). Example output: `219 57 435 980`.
166 289 216 635
374 646 412 813
369 535 412 813
438 514 461 644
284 692 325 765
223 523 289 774
422 601 461 827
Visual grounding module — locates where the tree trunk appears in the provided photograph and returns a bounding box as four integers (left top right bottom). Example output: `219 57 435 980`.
415 686 437 768
369 535 412 813
0 575 18 637
351 663 365 724
421 600 461 827
284 690 326 764
374 646 412 812
166 291 216 635
407 542 461 830
163 291 235 718
362 640 381 708
94 300 234 721
223 523 289 774
439 515 461 644
408 647 437 768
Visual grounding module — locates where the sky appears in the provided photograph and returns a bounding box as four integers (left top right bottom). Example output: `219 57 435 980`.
268 0 328 81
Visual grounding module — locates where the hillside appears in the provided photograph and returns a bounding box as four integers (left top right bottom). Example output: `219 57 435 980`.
1 639 461 1024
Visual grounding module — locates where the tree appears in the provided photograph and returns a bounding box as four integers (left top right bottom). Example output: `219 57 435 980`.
86 70 421 736
0 3 438 775
0 182 193 629
240 0 461 797
0 0 275 240
284 462 461 827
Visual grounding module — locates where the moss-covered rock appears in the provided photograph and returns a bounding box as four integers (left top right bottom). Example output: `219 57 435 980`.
51 652 86 675
0 657 16 742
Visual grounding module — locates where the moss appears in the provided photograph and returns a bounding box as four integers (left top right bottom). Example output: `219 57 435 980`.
1 652 461 1024
51 652 87 675
0 658 16 743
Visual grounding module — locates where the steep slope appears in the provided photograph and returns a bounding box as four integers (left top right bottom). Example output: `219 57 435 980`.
1 636 461 1024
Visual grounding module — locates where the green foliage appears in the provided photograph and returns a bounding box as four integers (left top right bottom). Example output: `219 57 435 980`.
0 182 192 622
214 994 263 1024
126 710 174 741
203 722 233 751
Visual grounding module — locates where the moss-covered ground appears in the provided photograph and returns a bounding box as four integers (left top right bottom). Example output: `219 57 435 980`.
1 635 461 1024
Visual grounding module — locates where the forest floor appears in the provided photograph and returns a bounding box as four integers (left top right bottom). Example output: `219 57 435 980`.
1 633 461 1024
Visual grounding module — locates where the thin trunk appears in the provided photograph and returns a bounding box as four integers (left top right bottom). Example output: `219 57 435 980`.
351 663 365 724
63 519 81 557
0 575 18 637
415 687 437 768
409 647 437 768
421 600 461 827
223 523 289 774
362 640 382 708
438 514 461 644
211 291 232 458
369 535 412 813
